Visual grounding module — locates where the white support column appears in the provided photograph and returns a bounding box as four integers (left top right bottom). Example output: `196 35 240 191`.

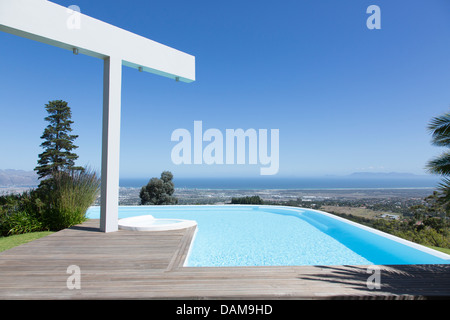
100 56 122 232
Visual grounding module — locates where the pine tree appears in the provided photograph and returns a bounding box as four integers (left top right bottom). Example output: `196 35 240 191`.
34 100 83 182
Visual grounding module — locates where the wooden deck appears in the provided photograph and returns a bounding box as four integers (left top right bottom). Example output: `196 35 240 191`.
0 219 449 299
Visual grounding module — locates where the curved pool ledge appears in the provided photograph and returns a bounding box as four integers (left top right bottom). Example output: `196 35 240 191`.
118 214 197 231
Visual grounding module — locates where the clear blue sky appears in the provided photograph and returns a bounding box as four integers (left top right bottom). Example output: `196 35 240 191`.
1 0 449 179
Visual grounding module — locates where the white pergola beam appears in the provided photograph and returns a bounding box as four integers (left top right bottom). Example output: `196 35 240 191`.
0 0 195 232
0 0 195 82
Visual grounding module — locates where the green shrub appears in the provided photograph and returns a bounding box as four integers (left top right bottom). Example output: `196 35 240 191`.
396 228 450 248
231 195 264 204
0 210 44 236
0 192 45 236
39 168 100 230
0 168 100 234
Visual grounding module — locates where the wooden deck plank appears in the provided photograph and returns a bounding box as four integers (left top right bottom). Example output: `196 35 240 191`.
0 219 449 299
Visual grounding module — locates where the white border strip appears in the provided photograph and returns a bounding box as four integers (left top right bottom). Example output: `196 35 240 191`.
183 226 199 267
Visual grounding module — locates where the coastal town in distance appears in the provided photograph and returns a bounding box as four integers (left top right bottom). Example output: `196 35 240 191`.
0 169 438 221
0 184 435 220
117 186 434 220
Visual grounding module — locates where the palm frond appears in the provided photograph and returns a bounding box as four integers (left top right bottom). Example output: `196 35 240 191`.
428 112 450 147
436 178 450 212
426 151 450 176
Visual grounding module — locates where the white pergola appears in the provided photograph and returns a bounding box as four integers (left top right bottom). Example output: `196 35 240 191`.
0 0 196 232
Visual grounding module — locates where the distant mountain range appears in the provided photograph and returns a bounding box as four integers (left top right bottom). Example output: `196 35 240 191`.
0 169 39 187
346 172 436 179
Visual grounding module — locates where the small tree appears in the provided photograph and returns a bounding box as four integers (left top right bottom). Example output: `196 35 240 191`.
34 100 83 184
140 171 178 205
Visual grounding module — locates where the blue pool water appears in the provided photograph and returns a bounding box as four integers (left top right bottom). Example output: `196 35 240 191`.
86 205 450 267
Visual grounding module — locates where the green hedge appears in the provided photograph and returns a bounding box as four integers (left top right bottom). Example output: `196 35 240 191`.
0 168 100 236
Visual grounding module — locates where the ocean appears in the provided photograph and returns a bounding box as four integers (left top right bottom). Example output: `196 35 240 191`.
119 176 441 190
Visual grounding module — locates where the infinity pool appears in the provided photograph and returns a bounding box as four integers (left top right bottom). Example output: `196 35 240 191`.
86 205 450 267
